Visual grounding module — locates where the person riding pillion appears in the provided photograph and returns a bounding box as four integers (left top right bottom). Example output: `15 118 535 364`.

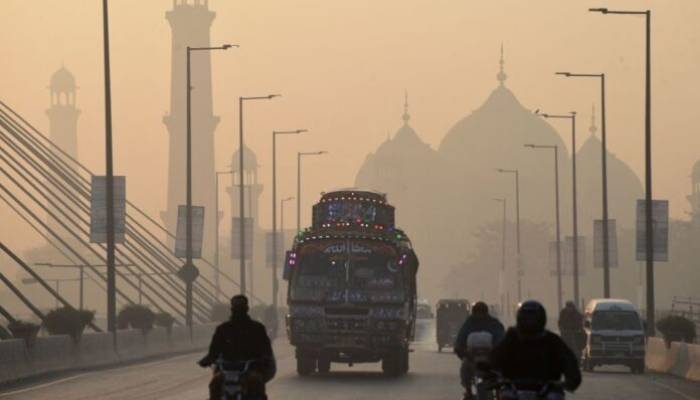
199 295 276 400
454 301 505 399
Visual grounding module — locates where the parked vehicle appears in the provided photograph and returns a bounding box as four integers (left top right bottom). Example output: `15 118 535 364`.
582 299 646 373
436 299 470 352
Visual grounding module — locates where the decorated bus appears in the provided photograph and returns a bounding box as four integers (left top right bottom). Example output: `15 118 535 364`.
283 189 419 376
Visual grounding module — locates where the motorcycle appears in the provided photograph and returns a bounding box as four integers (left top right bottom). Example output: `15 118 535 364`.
199 355 267 400
466 332 496 400
478 370 565 400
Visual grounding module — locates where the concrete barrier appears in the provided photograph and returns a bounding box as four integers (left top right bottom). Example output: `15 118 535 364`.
0 323 214 386
645 337 700 382
0 339 28 384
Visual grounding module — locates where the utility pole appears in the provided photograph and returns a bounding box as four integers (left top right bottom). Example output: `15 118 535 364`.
589 7 654 334
272 130 306 309
524 144 562 310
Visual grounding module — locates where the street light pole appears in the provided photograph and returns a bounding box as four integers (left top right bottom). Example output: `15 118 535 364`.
556 71 611 298
101 0 117 336
590 5 655 337
525 144 563 310
215 169 233 301
272 130 306 309
537 111 579 306
493 198 507 315
279 196 294 306
297 151 327 234
238 95 280 296
496 168 521 301
185 44 235 326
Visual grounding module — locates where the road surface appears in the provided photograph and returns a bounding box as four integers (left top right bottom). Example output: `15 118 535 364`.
1 332 698 400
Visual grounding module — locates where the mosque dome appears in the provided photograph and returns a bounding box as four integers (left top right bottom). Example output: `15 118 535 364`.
436 46 572 235
50 67 76 92
231 144 258 172
576 107 643 229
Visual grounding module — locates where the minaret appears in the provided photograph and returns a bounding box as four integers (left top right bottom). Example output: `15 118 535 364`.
46 66 79 161
226 145 264 292
402 91 410 125
162 0 220 258
46 67 80 245
227 145 264 229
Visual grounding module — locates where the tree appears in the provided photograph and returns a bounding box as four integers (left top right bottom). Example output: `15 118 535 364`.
117 304 155 332
43 307 95 340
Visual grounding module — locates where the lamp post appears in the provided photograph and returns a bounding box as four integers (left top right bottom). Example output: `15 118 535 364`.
272 130 306 309
524 144 563 310
215 169 233 301
35 263 134 311
238 95 280 296
183 44 236 327
493 198 507 316
537 111 580 306
22 277 81 308
279 196 294 306
556 71 611 298
496 168 521 301
589 5 655 338
297 151 327 234
101 0 117 336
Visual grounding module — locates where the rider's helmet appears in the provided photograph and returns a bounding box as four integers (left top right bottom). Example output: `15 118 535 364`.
516 300 546 338
231 294 250 315
472 301 489 318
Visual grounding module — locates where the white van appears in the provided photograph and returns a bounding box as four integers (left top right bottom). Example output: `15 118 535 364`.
582 299 646 373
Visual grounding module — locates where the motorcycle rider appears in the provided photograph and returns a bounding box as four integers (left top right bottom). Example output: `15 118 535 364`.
491 300 581 400
198 295 276 400
558 301 585 361
454 301 505 400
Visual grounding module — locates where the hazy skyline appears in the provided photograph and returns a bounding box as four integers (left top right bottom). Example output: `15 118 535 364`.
2 0 699 269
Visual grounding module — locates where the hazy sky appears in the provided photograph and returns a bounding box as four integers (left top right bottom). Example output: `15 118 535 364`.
1 0 699 265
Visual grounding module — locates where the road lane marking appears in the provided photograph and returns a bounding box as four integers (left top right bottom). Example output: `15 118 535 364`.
0 353 197 397
0 373 92 397
648 379 699 400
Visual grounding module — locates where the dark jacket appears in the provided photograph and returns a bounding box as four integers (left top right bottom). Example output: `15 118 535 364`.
491 328 582 392
203 314 276 382
558 307 583 332
454 315 505 358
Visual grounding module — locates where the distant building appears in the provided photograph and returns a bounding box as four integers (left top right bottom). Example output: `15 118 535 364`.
162 0 220 259
687 159 700 226
45 66 80 246
354 46 644 300
576 106 643 231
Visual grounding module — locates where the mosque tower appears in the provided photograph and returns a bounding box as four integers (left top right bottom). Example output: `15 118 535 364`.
46 66 79 161
45 66 80 245
161 0 219 258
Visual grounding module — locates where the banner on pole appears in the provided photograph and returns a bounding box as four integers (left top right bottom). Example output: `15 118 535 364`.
231 217 254 260
175 205 205 258
594 219 618 268
90 176 126 243
636 200 669 262
265 231 285 266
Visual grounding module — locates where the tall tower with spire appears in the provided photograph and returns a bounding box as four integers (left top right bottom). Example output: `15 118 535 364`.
497 43 507 86
589 104 598 137
46 66 80 246
47 66 79 161
162 0 220 258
